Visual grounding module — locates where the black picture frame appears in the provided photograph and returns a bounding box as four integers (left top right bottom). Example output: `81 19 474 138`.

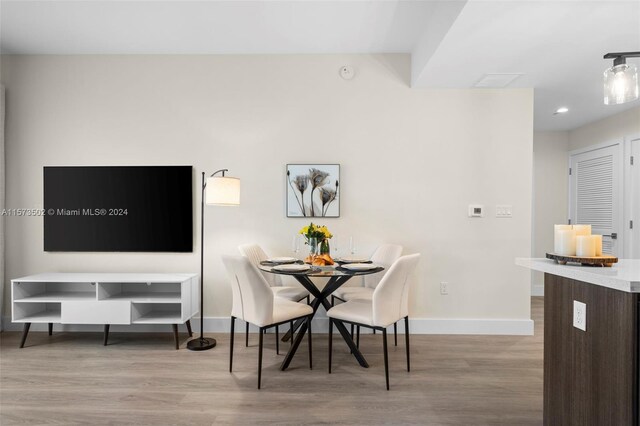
286 164 340 218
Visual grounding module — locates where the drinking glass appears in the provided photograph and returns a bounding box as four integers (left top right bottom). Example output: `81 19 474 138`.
332 239 340 259
292 234 301 258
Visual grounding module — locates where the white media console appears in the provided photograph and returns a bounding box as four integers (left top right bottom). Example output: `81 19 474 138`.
11 273 199 349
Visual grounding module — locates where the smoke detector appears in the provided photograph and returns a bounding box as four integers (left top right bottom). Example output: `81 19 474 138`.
340 66 355 80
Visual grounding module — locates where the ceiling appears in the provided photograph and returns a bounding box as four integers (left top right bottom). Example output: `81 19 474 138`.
1 0 639 131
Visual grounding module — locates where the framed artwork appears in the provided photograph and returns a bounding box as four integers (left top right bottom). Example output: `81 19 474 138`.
286 164 340 217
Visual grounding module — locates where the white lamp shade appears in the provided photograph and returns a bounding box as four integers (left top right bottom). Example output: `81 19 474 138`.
604 63 639 105
206 176 240 206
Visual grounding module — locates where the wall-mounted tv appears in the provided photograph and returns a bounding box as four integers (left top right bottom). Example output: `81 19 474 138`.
44 166 193 252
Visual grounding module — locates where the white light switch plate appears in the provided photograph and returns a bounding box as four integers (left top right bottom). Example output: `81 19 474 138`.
496 205 513 218
573 300 586 331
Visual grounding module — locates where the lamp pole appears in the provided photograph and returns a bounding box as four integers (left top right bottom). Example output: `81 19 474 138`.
187 169 228 351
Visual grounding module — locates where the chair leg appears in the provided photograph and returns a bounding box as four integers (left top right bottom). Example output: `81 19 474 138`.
48 323 53 336
394 322 398 347
258 327 264 389
382 329 390 390
275 325 279 355
290 321 294 347
356 325 360 349
245 322 249 347
405 316 410 372
350 323 354 354
373 329 376 335
229 316 235 372
186 319 193 337
307 316 313 370
328 319 333 374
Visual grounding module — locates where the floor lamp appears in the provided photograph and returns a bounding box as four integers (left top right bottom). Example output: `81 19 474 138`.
187 168 240 351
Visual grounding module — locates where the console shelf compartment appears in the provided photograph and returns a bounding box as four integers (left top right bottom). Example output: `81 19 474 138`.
11 273 198 349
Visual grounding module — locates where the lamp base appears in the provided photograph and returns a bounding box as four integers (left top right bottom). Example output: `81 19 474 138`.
186 337 217 351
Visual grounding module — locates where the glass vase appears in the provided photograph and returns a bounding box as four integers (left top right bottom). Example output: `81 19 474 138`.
320 239 330 255
307 237 320 262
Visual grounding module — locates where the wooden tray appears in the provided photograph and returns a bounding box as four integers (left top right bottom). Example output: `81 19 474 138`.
546 253 618 267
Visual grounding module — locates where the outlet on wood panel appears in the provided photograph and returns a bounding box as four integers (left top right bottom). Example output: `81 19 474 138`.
573 300 586 331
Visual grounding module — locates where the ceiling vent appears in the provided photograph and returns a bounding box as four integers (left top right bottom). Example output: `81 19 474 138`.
474 73 523 88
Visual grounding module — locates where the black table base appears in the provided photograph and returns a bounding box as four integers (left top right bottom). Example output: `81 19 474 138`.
280 274 370 370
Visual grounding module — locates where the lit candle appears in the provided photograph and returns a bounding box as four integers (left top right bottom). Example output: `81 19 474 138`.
573 224 592 237
576 235 596 257
556 230 576 256
592 235 603 257
554 225 573 254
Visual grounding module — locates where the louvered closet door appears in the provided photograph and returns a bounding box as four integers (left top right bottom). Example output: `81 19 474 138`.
570 144 622 256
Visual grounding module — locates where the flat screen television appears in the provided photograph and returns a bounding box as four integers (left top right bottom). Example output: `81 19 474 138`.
44 166 193 252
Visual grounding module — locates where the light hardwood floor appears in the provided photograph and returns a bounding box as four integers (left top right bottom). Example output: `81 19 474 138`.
1 298 543 425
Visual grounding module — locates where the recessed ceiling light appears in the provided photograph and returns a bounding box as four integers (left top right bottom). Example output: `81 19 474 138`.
554 107 569 115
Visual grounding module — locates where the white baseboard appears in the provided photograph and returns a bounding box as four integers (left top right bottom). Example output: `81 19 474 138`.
1 316 534 336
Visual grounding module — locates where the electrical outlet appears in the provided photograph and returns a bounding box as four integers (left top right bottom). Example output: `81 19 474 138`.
440 282 449 295
573 300 586 331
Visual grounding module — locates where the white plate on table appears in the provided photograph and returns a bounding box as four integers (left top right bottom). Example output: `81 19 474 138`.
266 257 298 264
272 264 311 272
341 263 379 271
336 257 369 264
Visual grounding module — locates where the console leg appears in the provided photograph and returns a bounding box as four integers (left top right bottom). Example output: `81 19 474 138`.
172 324 179 350
19 323 31 348
103 324 110 346
186 320 193 337
48 323 53 336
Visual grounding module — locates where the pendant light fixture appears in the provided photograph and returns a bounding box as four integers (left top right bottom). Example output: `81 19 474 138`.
603 52 640 105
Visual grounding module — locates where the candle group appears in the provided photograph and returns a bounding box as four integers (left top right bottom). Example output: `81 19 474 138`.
553 224 602 257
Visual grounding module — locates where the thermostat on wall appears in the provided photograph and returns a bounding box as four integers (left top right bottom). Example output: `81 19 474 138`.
468 204 484 217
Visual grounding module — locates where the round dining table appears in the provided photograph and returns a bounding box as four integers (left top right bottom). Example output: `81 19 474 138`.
258 261 384 371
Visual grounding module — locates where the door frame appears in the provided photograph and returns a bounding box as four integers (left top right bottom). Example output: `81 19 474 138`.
624 133 640 258
568 139 625 257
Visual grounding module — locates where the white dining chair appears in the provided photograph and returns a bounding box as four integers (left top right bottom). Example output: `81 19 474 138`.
332 244 403 345
327 253 419 390
238 243 310 352
222 255 314 389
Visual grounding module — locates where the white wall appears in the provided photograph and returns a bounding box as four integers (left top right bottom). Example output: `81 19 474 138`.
530 107 640 298
569 106 640 151
532 131 569 296
1 54 534 334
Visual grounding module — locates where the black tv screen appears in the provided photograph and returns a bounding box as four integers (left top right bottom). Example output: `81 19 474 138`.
44 166 193 252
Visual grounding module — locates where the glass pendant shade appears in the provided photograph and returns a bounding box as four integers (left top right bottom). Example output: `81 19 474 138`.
603 63 639 105
206 176 240 206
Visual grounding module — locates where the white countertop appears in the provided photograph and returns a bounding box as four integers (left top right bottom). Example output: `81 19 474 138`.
516 258 640 293
11 272 198 283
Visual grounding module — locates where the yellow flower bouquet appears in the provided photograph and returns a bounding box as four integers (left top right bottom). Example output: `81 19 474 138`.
299 223 334 265
299 223 333 241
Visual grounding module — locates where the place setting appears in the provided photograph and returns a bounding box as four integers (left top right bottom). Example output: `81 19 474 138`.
270 263 321 274
259 256 302 266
